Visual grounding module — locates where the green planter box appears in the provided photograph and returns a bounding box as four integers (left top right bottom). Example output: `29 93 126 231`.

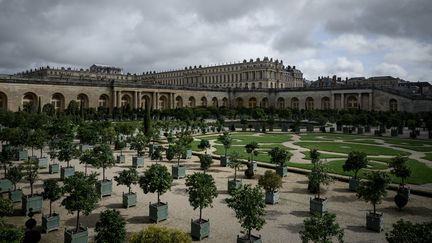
38 157 48 168
228 179 242 194
251 161 257 171
349 178 360 192
117 155 126 164
191 219 209 240
96 180 112 197
237 234 262 243
22 195 43 215
0 178 13 193
64 227 88 243
220 156 229 167
122 192 137 208
132 156 144 168
17 150 28 161
42 214 60 233
49 163 60 174
182 149 192 159
61 167 75 180
265 191 279 204
310 197 327 215
366 212 384 232
172 165 186 179
276 166 288 177
9 189 23 203
149 202 168 223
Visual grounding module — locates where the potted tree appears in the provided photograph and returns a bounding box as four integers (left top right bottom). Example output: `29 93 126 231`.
139 164 173 223
197 139 211 155
62 172 99 243
151 145 164 163
0 148 13 193
95 209 127 243
186 173 218 240
217 131 232 167
179 133 194 160
21 158 43 215
258 170 282 204
343 151 368 191
58 138 79 180
48 139 60 174
357 171 391 232
115 139 127 164
166 145 175 163
198 154 213 173
308 160 333 215
6 166 23 203
90 144 116 197
245 141 259 171
227 152 243 194
388 156 411 204
171 141 187 179
31 129 48 169
227 184 266 243
130 133 148 168
268 147 291 177
299 212 344 243
42 179 62 232
308 149 320 193
114 168 139 208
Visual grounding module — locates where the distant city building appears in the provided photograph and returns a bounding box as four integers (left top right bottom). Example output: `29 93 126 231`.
347 76 401 87
309 75 347 88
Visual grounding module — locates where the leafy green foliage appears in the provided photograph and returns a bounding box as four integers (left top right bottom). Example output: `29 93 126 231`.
139 164 172 204
88 144 115 181
95 209 127 243
357 171 391 214
151 145 164 162
197 139 210 153
227 152 243 181
185 173 218 220
245 141 259 162
198 154 213 172
309 149 320 164
389 156 411 186
0 197 13 217
114 168 139 194
42 179 62 216
258 170 282 193
129 225 192 243
299 212 344 243
226 185 266 240
268 147 291 167
130 133 149 156
386 219 432 243
22 158 39 196
343 151 368 179
166 145 175 162
5 166 23 190
57 137 79 167
0 220 24 243
308 160 333 198
217 131 232 157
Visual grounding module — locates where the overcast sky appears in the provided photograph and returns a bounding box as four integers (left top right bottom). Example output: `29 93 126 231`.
0 0 431 81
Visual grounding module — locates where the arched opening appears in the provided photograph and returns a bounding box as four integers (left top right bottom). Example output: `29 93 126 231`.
159 95 168 110
258 82 262 88
248 97 257 108
277 97 285 109
251 83 256 89
188 96 196 107
98 94 109 108
389 99 398 112
347 96 358 109
236 97 244 108
212 97 218 107
121 94 132 108
291 97 299 110
77 94 89 109
0 92 7 110
141 95 151 109
305 97 314 110
176 96 183 108
222 97 228 107
201 97 207 107
321 97 330 110
22 92 38 111
51 93 65 111
261 97 269 108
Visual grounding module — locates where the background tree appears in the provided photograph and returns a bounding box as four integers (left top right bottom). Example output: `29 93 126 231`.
310 149 320 164
28 128 47 157
172 142 186 167
357 171 391 215
6 166 23 191
258 170 282 194
0 197 24 243
343 151 368 180
95 209 126 243
245 141 259 162
226 185 266 241
268 147 291 167
389 156 411 187
185 173 218 222
139 164 172 205
89 144 115 181
22 158 39 196
197 139 210 154
114 168 139 194
217 131 232 159
151 145 164 162
308 160 333 198
299 212 344 243
227 152 243 182
0 148 13 175
198 154 213 173
57 138 79 168
42 179 62 217
129 133 149 157
166 145 175 162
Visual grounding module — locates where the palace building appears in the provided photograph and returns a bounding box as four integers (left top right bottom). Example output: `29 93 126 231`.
0 58 431 113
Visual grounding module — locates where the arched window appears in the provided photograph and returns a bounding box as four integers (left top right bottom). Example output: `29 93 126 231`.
222 97 228 107
249 97 257 108
121 95 132 108
23 92 37 110
201 97 207 107
212 97 218 107
321 97 330 110
305 97 314 110
389 99 398 112
176 96 183 108
98 95 109 108
0 92 7 110
261 98 269 108
51 93 65 111
188 96 196 107
347 96 358 109
77 94 89 109
236 97 244 108
277 97 285 109
291 97 299 110
141 95 151 109
159 95 168 110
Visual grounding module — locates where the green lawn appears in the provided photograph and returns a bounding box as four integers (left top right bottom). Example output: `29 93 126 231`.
299 133 380 145
213 144 292 163
392 145 432 152
422 153 432 161
196 132 292 146
380 137 432 146
294 141 410 156
301 151 347 160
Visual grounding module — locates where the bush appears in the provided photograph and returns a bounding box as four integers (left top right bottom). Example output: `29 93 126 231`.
95 209 126 243
198 154 213 172
343 151 368 179
300 212 344 243
129 225 192 243
258 170 282 193
386 219 432 243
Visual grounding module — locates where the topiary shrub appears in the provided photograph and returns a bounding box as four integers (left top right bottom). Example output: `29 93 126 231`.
129 225 192 243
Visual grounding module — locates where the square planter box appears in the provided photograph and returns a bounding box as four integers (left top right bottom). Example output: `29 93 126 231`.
149 202 168 223
228 179 242 194
265 191 279 204
132 156 144 168
172 165 186 179
182 149 192 159
251 161 257 171
96 180 112 197
349 178 360 192
49 163 60 174
320 126 326 133
391 129 398 137
310 197 327 215
122 192 137 208
366 212 384 232
0 178 13 193
42 214 60 233
22 195 43 215
276 166 288 177
117 155 126 164
17 150 28 161
220 156 229 167
191 219 210 240
9 189 23 203
237 234 262 243
38 157 48 168
64 227 88 243
61 167 75 180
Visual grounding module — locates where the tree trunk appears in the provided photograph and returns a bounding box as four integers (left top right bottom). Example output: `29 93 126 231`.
234 168 237 181
49 201 52 217
40 148 43 158
75 210 80 233
373 203 376 215
30 182 34 196
103 167 105 181
128 186 131 194
199 206 202 222
157 192 160 205
248 229 251 240
67 160 70 167
31 147 34 156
